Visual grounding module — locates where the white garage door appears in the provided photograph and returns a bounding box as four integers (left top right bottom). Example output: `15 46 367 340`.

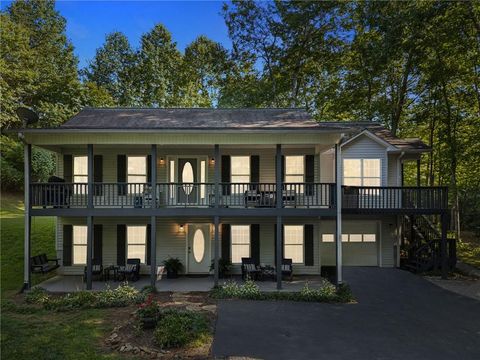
320 221 379 266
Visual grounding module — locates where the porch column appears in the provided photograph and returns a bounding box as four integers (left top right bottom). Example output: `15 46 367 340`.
416 159 421 187
401 162 404 187
86 144 94 290
150 145 157 287
213 144 220 286
275 144 282 290
440 212 448 280
335 143 343 285
23 143 32 291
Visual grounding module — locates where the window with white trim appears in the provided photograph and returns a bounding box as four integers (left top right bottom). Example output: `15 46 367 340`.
128 156 147 194
322 233 377 243
73 156 88 194
127 225 147 263
285 156 304 183
284 225 304 263
231 156 250 193
231 225 250 263
73 225 87 265
343 159 381 186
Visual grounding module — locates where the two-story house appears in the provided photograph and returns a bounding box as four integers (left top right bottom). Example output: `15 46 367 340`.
20 108 453 291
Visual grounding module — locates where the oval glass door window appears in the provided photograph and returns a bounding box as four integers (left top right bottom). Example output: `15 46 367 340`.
192 229 205 263
182 162 194 195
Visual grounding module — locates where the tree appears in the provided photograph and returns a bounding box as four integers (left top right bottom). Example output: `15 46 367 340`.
182 36 230 107
83 32 137 106
137 24 182 107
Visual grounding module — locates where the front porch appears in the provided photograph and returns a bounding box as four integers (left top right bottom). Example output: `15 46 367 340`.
38 275 328 293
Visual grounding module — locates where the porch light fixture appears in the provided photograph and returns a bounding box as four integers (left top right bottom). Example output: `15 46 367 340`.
179 224 185 232
158 157 165 166
210 157 215 166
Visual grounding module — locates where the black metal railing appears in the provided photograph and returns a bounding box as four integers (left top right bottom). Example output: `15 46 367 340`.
30 183 448 211
341 186 449 211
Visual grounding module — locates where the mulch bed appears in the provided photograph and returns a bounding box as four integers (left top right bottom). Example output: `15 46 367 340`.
103 292 217 359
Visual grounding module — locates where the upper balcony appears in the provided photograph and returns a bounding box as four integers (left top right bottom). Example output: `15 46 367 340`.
29 182 449 215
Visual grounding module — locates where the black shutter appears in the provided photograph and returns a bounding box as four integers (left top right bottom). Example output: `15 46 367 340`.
305 155 315 196
94 155 103 196
146 224 151 265
250 224 260 264
221 155 231 195
250 156 260 190
63 224 73 266
304 224 314 266
93 224 103 265
282 155 285 182
117 224 126 265
117 155 127 196
221 224 231 261
147 155 152 183
64 155 73 182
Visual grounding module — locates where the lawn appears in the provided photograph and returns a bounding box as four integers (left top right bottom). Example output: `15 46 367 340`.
458 231 480 269
0 193 127 359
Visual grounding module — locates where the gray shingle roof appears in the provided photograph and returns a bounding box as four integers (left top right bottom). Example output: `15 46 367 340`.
58 107 429 151
61 108 324 129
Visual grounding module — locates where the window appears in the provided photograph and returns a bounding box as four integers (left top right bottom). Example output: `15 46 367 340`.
128 156 147 194
231 156 250 193
127 226 147 263
231 225 250 263
73 226 87 265
285 156 304 183
343 159 381 186
322 234 334 242
73 156 88 194
322 233 377 243
284 225 304 263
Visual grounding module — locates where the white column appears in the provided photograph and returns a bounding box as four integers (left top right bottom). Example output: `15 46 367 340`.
335 143 343 285
23 143 31 290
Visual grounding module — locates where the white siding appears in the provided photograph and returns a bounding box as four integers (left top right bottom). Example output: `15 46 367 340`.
388 154 400 186
341 135 388 186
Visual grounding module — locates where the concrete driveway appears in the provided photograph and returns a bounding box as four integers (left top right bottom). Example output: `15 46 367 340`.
212 267 480 360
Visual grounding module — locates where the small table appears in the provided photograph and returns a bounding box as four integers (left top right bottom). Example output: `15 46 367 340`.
258 265 276 281
103 265 119 281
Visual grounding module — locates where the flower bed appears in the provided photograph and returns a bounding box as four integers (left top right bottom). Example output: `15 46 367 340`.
211 279 354 303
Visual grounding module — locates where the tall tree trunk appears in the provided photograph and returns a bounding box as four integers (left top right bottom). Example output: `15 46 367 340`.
391 53 413 136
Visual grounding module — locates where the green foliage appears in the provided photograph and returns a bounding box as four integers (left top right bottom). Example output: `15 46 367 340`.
25 284 145 311
153 309 210 349
163 257 183 273
211 280 354 303
209 258 232 276
25 286 49 304
135 294 160 319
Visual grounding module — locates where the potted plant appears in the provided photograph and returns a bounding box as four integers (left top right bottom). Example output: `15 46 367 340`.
209 258 232 278
163 257 183 278
136 294 160 329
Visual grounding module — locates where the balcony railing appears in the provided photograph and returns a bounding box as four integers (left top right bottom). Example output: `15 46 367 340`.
29 182 448 211
341 186 449 211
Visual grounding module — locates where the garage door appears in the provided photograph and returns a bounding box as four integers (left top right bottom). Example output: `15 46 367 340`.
320 221 379 266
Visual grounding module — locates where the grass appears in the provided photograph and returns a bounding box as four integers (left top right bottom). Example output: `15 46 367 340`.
457 231 480 268
0 193 127 359
1 193 56 297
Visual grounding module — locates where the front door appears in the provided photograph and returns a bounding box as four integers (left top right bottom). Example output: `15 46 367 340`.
187 224 211 273
177 158 198 204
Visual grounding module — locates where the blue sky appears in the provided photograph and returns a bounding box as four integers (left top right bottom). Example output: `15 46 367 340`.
2 1 231 69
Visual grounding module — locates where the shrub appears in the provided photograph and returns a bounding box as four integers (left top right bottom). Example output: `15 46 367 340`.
140 285 158 294
136 294 161 319
211 279 354 303
154 309 210 348
25 286 49 304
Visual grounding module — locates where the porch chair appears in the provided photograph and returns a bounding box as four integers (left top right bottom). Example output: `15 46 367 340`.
83 264 103 282
282 258 293 281
241 257 260 280
118 258 141 281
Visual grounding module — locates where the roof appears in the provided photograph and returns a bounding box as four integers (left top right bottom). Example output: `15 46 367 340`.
60 108 331 130
21 107 429 151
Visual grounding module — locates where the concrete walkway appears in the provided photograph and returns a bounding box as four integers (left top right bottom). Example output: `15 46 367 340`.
212 267 480 360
